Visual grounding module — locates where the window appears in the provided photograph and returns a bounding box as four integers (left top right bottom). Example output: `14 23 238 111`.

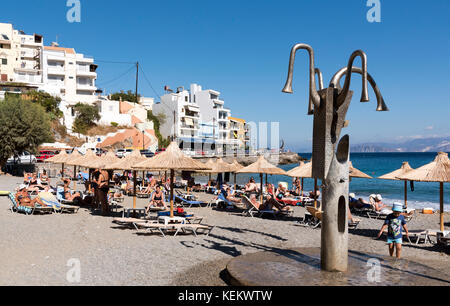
1 34 9 40
1 58 7 65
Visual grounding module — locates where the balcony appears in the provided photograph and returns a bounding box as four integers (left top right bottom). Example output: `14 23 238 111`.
77 69 97 77
76 84 97 91
47 67 65 75
212 98 224 105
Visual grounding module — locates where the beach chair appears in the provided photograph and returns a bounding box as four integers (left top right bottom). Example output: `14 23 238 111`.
241 195 282 219
298 206 323 228
366 206 392 220
173 195 204 208
56 186 76 205
8 192 53 215
39 192 79 214
175 189 198 201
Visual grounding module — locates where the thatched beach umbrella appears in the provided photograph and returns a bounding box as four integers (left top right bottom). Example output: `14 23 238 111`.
65 150 100 193
287 161 312 198
46 149 69 178
62 150 82 189
398 152 450 232
105 150 147 208
230 159 244 190
379 162 414 208
133 142 211 217
237 156 288 204
349 162 372 179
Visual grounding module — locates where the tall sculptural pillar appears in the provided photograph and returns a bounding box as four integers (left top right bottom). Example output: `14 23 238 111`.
282 43 388 274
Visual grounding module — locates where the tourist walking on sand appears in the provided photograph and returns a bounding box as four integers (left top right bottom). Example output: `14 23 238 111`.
376 203 409 259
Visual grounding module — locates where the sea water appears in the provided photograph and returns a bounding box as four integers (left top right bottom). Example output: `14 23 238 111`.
202 152 449 212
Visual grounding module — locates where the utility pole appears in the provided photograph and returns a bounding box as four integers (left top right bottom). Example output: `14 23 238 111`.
172 110 176 141
135 61 139 104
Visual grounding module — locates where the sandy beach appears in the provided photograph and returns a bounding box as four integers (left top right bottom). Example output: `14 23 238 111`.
0 175 448 286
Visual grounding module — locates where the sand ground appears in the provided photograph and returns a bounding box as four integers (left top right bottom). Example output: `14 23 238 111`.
0 175 448 286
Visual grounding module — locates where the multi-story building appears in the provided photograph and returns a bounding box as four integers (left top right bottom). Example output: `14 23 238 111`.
229 117 247 150
153 83 244 153
40 43 98 104
0 22 43 85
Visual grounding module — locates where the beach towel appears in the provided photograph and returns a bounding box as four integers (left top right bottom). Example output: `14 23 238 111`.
0 191 9 196
38 192 62 209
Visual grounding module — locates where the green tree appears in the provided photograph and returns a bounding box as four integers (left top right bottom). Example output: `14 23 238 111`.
0 95 53 167
110 90 140 103
23 90 63 120
72 103 101 135
147 110 170 149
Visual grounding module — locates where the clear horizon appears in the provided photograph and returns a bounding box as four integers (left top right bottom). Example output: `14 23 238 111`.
2 0 449 152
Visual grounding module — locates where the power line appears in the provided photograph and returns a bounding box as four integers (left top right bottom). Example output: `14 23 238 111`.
139 65 162 100
96 65 136 87
95 59 136 65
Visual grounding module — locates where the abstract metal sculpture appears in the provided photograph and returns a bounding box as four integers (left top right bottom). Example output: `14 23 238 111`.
282 43 388 272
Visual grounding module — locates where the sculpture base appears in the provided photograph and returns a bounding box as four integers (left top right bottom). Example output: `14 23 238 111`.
226 247 450 286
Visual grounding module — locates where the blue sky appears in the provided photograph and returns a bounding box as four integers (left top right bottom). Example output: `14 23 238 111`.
2 0 449 151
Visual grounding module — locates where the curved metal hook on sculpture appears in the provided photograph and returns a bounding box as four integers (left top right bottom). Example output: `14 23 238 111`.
282 44 321 112
336 50 369 108
330 67 389 112
308 68 325 115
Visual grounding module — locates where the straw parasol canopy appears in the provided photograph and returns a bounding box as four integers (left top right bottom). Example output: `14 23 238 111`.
105 150 147 171
237 156 288 176
398 152 450 231
46 149 69 164
65 149 100 168
237 156 288 203
379 162 414 181
133 142 210 171
132 142 211 217
63 150 82 165
198 158 235 174
287 161 312 178
379 162 415 208
349 162 372 179
230 159 244 172
89 151 121 170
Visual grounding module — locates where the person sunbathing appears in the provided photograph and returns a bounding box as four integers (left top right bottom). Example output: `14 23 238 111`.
15 185 46 208
245 178 259 194
221 185 241 204
276 183 290 200
249 194 292 212
146 187 167 213
370 194 389 212
62 179 82 202
23 172 33 184
40 170 50 185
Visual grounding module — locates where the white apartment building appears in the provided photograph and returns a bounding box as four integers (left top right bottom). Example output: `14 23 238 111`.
153 83 243 152
40 43 98 104
0 23 43 85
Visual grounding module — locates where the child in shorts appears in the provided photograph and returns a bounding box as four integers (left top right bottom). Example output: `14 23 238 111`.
377 203 409 259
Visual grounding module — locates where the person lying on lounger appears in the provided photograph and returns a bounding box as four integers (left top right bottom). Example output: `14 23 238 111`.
62 179 83 202
15 185 46 208
145 186 167 213
249 194 292 212
221 185 242 204
245 178 259 194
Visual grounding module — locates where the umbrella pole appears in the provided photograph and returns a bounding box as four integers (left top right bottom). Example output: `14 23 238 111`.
73 166 77 190
314 178 318 208
88 169 92 193
440 182 444 232
404 180 408 209
301 178 304 197
260 173 264 204
170 169 175 218
234 173 237 190
62 163 65 179
133 170 137 209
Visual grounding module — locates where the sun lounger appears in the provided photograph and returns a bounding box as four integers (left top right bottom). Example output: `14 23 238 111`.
39 192 79 214
298 206 323 228
56 186 75 205
241 195 289 219
173 195 204 208
113 217 152 229
8 193 53 215
135 222 214 237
